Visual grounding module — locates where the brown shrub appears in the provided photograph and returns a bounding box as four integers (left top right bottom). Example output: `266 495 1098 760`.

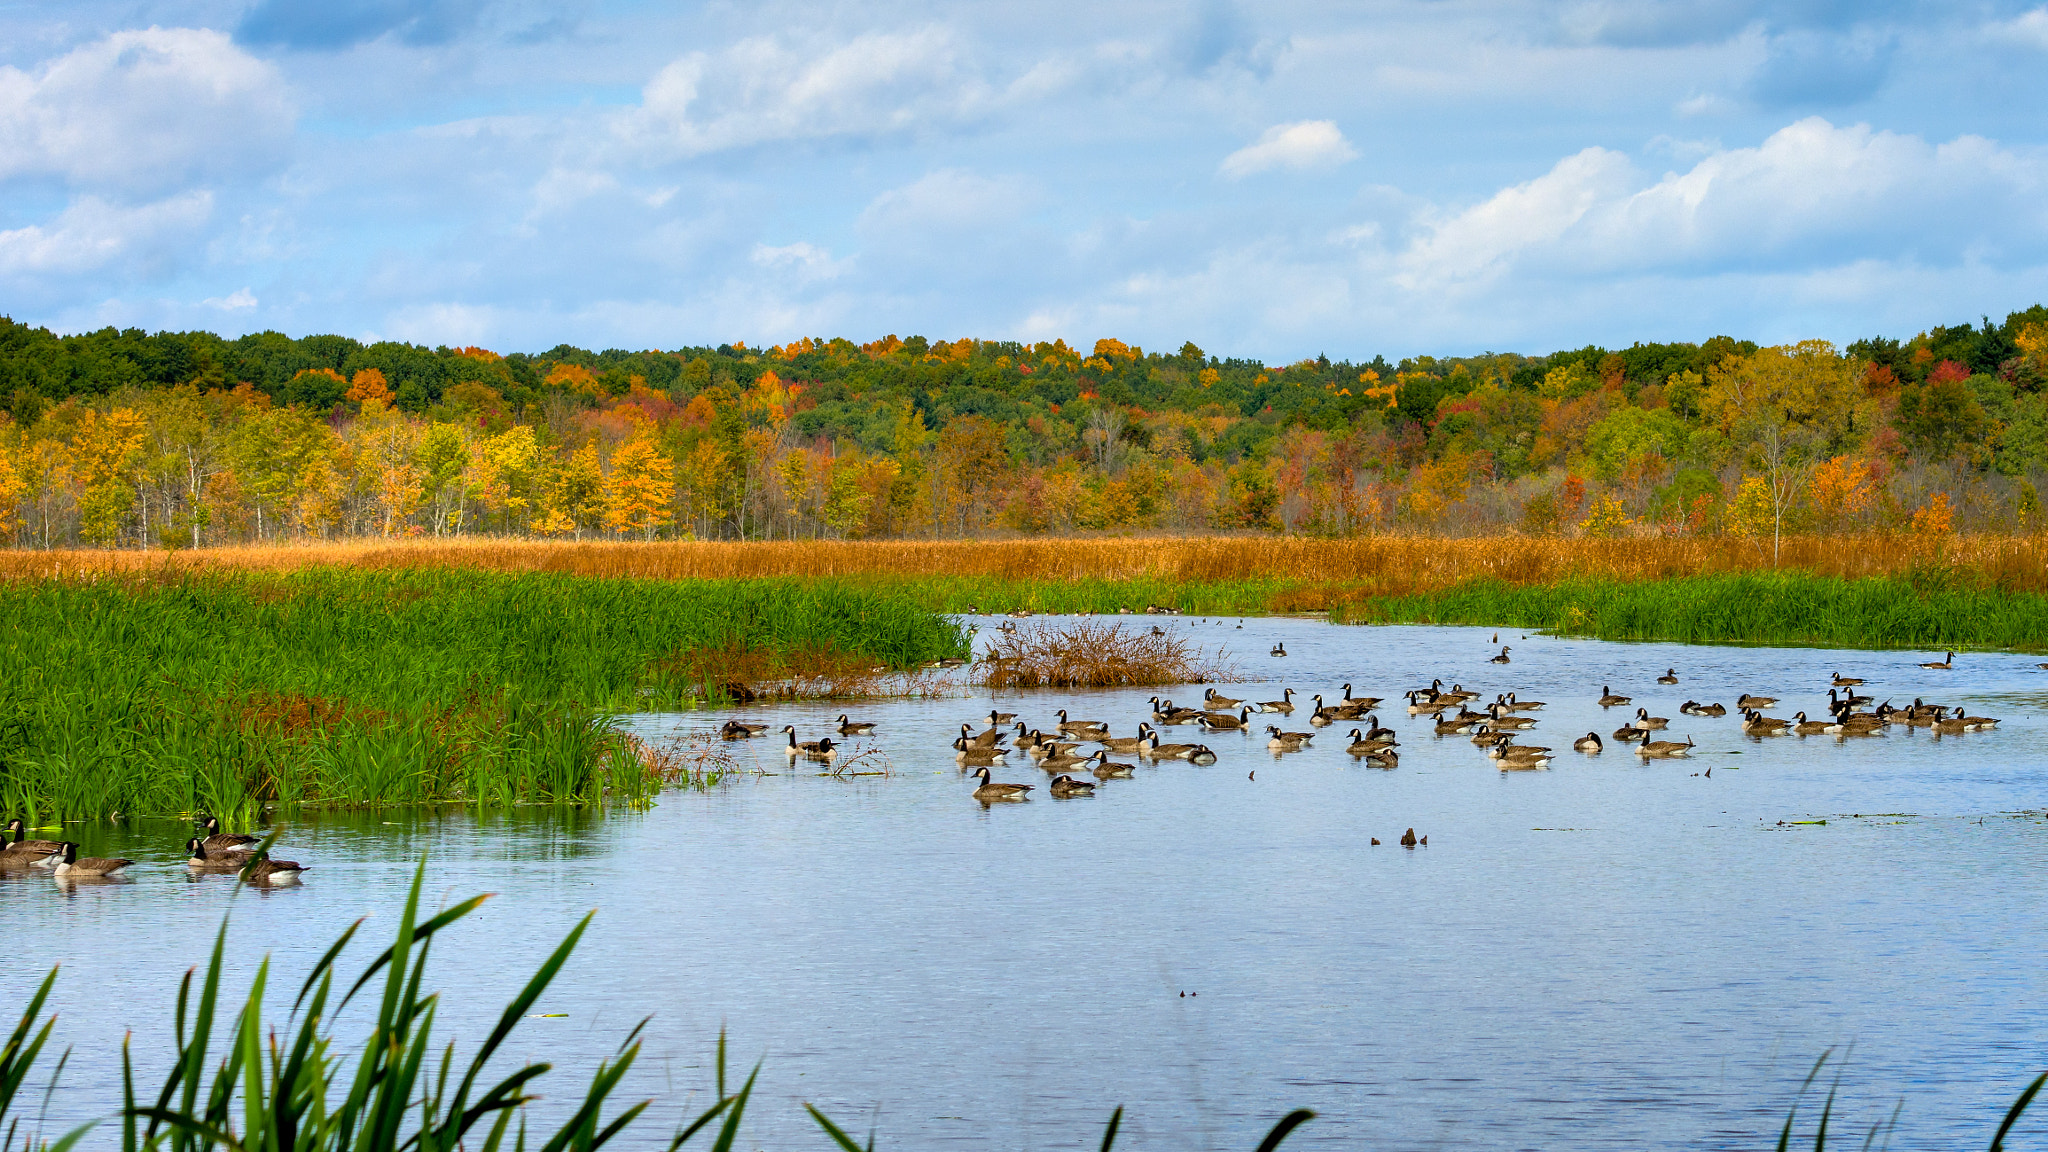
973 622 1237 689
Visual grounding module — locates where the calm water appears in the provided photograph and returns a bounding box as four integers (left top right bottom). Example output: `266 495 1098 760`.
9 618 2048 1150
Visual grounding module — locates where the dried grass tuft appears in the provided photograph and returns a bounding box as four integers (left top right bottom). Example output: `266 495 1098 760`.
973 622 1238 689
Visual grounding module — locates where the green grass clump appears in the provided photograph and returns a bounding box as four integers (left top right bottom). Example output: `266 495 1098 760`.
0 569 966 820
1333 573 2048 650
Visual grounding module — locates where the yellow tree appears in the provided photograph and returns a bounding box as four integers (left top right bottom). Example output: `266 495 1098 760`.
0 439 22 543
604 430 675 539
1703 341 1864 563
70 408 147 546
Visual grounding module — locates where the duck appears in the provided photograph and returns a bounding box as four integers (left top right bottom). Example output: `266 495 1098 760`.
1574 732 1603 752
1270 642 1287 657
1048 774 1096 798
969 766 1032 802
1256 688 1297 714
1657 668 1679 684
1735 693 1778 710
952 738 1007 766
1265 725 1313 751
1831 671 1865 686
1598 686 1631 706
1919 651 1956 670
1489 645 1512 664
1187 746 1219 765
782 726 835 758
3 819 62 858
835 714 876 735
1141 733 1200 761
1635 736 1695 758
1055 709 1110 735
40 843 134 878
1199 707 1252 731
1089 752 1136 779
1612 725 1647 743
199 817 262 854
1741 710 1790 735
1632 707 1670 731
719 720 768 739
1791 712 1833 736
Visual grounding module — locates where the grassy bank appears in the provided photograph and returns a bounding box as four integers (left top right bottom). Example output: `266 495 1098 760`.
0 569 965 820
1332 573 2048 650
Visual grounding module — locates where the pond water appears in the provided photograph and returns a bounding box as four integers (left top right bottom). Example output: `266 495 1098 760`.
8 617 2048 1150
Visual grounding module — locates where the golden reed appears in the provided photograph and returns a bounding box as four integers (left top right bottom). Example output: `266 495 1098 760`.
1 533 2040 593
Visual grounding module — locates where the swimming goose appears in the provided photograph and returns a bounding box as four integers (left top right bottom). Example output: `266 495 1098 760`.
1360 715 1398 744
1340 685 1383 709
1028 739 1085 761
1364 749 1399 768
1038 746 1092 773
1433 716 1476 736
1149 697 1201 724
1187 746 1219 765
1932 713 1971 735
1502 692 1545 711
185 838 242 871
1264 725 1314 751
1790 712 1833 735
1256 689 1297 714
719 721 769 739
3 820 62 858
1048 774 1097 797
1574 732 1603 752
41 843 134 878
1199 707 1253 731
1632 707 1670 730
199 817 262 854
1957 711 2001 728
782 726 834 758
1831 671 1865 686
1635 736 1695 757
1598 686 1631 706
1270 642 1287 657
1437 683 1479 703
1741 710 1790 735
1735 693 1778 710
1612 725 1647 743
1141 733 1200 761
1055 709 1110 735
1919 651 1955 670
836 714 877 735
1484 705 1537 730
1489 645 1512 664
986 709 1018 725
1404 691 1449 716
952 738 1008 766
969 766 1032 802
1494 746 1552 769
1346 728 1393 756
797 736 838 761
1089 752 1136 779
1094 726 1153 754
1203 690 1244 710
1657 668 1679 684
1827 688 1873 711
960 723 1007 749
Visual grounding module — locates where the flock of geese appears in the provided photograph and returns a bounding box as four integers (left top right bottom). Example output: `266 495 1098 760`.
721 640 2004 798
0 818 306 884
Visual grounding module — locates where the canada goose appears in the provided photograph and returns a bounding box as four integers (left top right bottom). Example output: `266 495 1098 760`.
1049 774 1096 798
1404 691 1448 716
1919 651 1955 670
1089 752 1136 779
1270 642 1287 657
238 851 308 884
1265 725 1314 751
1055 709 1109 735
952 738 1007 766
1340 685 1382 709
3 819 62 857
1574 732 1603 752
1502 692 1545 711
1735 693 1778 709
1791 712 1833 735
1958 711 2002 728
1038 744 1092 773
987 709 1018 725
1399 828 1423 847
782 726 835 757
185 838 242 871
970 766 1032 801
1495 748 1551 769
1656 668 1678 684
1345 728 1392 756
1094 726 1152 754
797 736 839 761
960 723 1006 749
1932 713 1972 735
1695 701 1728 717
1598 686 1631 706
1484 705 1537 730
836 714 876 735
1437 683 1478 703
1187 746 1219 765
1827 688 1873 711
719 720 768 739
1433 716 1475 736
1306 697 1339 726
1612 725 1647 743
1199 707 1252 731
1257 689 1297 713
1141 733 1200 761
1831 671 1864 686
42 843 134 878
1632 707 1670 730
1489 645 1512 664
1150 697 1200 724
1203 690 1244 709
1635 736 1695 757
199 817 261 854
1028 739 1085 761
1741 710 1790 735
1364 749 1399 768
1360 714 1398 743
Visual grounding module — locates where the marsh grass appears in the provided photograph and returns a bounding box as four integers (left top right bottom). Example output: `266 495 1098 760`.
973 623 1239 689
0 569 965 820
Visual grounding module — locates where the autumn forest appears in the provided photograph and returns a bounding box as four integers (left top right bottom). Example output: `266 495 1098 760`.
0 309 2043 550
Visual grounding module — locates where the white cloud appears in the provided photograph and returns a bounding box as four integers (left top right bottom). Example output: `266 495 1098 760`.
630 29 987 157
751 241 847 283
1219 120 1356 178
1987 8 2048 49
0 28 293 195
0 193 213 276
858 169 1035 235
204 287 258 311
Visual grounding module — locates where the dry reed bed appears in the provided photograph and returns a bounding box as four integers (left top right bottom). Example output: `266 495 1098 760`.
4 533 2043 593
973 623 1237 689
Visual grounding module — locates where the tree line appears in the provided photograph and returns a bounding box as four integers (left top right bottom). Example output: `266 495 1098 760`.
0 310 2043 549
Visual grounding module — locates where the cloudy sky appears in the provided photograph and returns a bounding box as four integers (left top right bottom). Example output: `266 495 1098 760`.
4 1 2048 360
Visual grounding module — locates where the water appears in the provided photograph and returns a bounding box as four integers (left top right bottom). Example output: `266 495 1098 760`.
8 619 2048 1150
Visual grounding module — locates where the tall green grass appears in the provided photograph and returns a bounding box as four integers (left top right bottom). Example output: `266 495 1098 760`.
0 570 966 820
0 860 1317 1152
1332 573 2048 650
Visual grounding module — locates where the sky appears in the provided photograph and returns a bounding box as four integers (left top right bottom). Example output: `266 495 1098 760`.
3 1 2048 361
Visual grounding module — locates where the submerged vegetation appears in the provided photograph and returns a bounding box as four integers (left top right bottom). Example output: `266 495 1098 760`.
0 568 965 821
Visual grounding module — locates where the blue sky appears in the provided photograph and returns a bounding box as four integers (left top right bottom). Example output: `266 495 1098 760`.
3 0 2048 361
